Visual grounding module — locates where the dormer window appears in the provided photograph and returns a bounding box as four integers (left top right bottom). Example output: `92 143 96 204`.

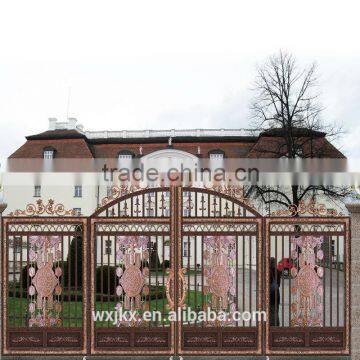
43 150 54 159
43 147 55 159
118 150 135 160
210 153 223 160
209 149 225 160
118 154 132 160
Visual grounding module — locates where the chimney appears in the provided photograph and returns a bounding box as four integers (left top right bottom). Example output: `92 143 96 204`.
68 117 77 129
48 118 58 130
77 124 84 132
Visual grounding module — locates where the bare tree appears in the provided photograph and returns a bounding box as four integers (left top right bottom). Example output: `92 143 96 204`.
247 51 350 213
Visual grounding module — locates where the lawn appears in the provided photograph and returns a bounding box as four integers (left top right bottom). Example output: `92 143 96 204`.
7 290 204 328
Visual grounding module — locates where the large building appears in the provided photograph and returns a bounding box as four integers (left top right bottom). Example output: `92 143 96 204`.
4 118 344 216
3 118 347 277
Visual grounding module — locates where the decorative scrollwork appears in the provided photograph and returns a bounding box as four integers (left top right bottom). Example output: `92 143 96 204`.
178 268 188 310
28 236 63 327
115 235 149 326
8 223 81 233
272 199 340 217
183 223 257 233
165 268 175 311
203 236 236 315
96 223 170 233
269 222 345 233
290 235 324 327
8 199 77 217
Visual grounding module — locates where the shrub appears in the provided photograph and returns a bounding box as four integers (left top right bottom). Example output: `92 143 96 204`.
66 236 83 287
95 265 117 294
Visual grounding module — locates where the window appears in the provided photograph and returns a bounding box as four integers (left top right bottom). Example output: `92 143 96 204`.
183 241 191 257
118 150 134 160
73 208 82 216
74 185 82 197
210 153 224 160
209 149 225 160
34 185 41 197
105 240 112 255
118 154 132 160
43 150 54 159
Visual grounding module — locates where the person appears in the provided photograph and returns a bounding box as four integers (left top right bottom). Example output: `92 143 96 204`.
269 257 281 326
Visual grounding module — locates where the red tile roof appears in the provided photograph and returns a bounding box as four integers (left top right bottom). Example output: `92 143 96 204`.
9 128 345 159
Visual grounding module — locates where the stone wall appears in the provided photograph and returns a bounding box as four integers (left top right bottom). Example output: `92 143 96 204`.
346 203 360 359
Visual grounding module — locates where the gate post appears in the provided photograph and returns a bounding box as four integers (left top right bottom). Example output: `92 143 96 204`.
346 203 360 358
0 202 7 355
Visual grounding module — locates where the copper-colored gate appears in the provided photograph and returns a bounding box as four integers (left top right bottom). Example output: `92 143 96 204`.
90 187 176 355
89 186 263 355
178 187 263 355
265 217 350 355
1 217 87 355
1 188 351 357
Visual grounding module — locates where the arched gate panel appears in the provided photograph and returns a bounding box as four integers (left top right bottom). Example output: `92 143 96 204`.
89 186 263 356
178 187 263 355
90 187 176 355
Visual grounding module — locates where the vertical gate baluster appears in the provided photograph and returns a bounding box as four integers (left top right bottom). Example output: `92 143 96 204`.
337 235 339 327
236 235 239 326
282 234 284 327
330 235 333 327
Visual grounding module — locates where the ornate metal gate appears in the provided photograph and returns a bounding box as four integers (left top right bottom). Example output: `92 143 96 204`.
265 217 350 355
1 188 351 356
178 187 262 355
89 186 262 355
90 187 175 355
2 216 87 354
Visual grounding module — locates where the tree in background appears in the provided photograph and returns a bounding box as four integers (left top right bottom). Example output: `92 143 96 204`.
247 51 351 213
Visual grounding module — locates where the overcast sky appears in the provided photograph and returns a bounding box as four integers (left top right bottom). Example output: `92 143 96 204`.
0 0 359 158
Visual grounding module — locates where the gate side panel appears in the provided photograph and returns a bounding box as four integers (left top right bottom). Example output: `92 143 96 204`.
265 217 350 355
2 218 87 355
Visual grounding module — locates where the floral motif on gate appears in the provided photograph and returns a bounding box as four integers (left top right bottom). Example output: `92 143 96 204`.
290 235 324 327
28 236 62 327
115 235 150 326
203 236 237 324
